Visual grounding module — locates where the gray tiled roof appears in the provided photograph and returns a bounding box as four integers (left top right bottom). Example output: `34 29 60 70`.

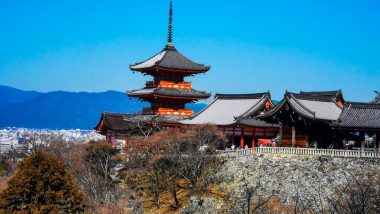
127 87 211 99
334 102 380 129
94 112 182 133
292 90 343 102
130 46 209 72
180 92 271 126
260 91 343 121
215 92 270 99
237 118 280 128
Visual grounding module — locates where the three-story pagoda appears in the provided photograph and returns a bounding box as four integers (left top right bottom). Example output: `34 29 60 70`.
127 0 210 117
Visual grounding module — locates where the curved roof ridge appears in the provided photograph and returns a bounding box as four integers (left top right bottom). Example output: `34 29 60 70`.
155 47 171 66
287 94 316 118
292 90 344 102
129 48 166 69
331 98 344 109
345 101 380 109
130 45 210 72
163 47 209 68
257 97 287 118
299 90 341 95
337 103 351 121
215 92 270 99
238 94 269 119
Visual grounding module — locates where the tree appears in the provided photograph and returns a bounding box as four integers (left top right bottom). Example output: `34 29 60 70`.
43 140 126 210
120 125 226 210
0 155 11 176
79 141 122 204
84 141 119 181
173 125 226 191
326 168 380 214
151 156 181 208
0 151 85 213
123 115 161 142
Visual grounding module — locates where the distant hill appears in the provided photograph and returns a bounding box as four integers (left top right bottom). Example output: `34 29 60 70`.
0 86 206 129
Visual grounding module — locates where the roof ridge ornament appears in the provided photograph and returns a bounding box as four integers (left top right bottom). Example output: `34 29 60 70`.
167 0 174 47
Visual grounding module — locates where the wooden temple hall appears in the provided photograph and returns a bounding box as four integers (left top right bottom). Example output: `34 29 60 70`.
94 1 380 150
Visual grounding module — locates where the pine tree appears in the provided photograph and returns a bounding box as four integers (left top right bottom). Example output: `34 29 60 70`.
0 151 85 213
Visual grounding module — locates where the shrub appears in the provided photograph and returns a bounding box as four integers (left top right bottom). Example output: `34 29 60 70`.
0 151 85 213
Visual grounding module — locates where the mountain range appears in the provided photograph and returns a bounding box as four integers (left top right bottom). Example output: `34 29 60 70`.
0 86 206 129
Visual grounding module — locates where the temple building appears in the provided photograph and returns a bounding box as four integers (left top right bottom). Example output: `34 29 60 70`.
256 90 344 148
252 90 380 149
333 101 380 149
181 93 280 148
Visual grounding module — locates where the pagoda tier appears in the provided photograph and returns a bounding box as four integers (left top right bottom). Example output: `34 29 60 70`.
128 87 210 101
129 45 210 77
142 107 194 117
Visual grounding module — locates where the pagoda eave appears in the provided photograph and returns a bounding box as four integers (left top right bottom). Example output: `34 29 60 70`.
128 94 210 101
130 66 209 77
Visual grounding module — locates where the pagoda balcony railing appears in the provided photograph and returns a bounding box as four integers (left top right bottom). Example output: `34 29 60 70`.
145 81 192 89
143 107 193 116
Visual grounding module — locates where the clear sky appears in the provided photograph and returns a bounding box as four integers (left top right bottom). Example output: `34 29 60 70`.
0 0 379 102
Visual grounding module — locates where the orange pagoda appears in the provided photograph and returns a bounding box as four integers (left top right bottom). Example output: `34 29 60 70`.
127 0 210 117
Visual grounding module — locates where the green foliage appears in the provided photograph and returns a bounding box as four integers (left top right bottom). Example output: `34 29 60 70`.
0 151 85 213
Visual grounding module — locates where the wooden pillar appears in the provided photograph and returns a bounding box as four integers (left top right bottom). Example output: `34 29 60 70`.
291 126 296 147
125 137 129 147
240 128 245 148
376 132 380 153
252 129 255 148
279 126 283 147
232 127 235 147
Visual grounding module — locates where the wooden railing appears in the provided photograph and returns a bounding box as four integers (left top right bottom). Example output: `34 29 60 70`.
143 107 193 116
145 81 192 89
215 147 380 159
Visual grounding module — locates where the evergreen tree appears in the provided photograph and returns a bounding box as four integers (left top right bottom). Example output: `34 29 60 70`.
0 151 85 213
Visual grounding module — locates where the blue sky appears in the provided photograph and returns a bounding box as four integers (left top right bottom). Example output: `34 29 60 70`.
0 0 379 102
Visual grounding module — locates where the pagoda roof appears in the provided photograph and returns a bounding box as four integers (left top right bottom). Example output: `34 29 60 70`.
333 102 380 130
127 87 211 100
94 112 181 134
180 92 272 126
129 46 210 74
260 91 343 121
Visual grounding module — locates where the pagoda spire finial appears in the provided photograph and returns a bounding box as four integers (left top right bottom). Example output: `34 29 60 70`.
167 0 173 47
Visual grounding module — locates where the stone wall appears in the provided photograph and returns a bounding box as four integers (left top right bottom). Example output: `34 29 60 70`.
182 154 380 213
